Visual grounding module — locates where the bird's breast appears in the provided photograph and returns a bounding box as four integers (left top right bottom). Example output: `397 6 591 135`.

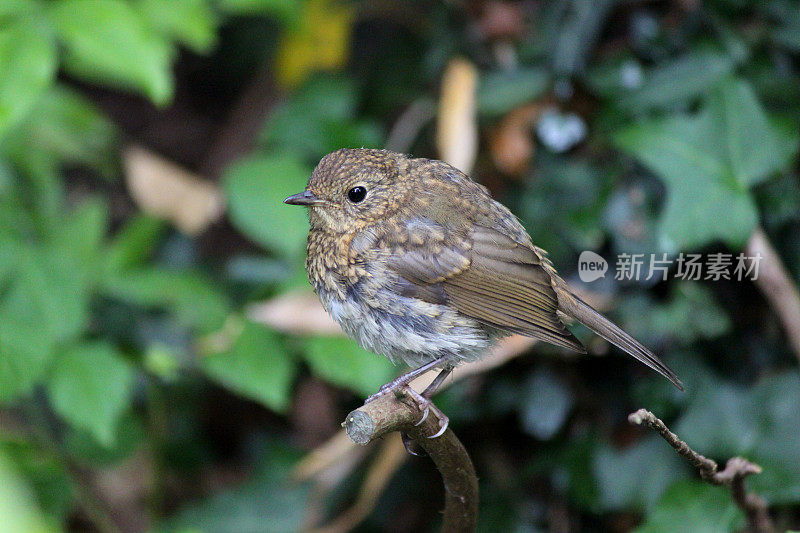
314 270 494 368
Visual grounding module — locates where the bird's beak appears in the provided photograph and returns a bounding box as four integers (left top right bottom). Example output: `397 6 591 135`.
284 190 324 206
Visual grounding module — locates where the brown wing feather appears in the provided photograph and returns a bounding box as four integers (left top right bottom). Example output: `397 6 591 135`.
385 221 585 352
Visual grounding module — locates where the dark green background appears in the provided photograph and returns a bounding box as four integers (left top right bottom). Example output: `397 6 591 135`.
1 1 799 531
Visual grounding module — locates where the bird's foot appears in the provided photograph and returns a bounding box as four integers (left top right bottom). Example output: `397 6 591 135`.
403 386 449 439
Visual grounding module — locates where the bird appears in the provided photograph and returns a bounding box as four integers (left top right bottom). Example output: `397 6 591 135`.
285 148 683 437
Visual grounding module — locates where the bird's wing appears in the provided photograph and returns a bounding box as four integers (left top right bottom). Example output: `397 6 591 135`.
384 219 585 352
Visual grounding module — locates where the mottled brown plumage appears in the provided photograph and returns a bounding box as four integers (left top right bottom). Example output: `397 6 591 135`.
285 148 683 407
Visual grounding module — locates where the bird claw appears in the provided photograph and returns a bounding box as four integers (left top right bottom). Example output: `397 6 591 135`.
403 386 450 439
400 432 426 456
413 405 430 426
428 416 449 439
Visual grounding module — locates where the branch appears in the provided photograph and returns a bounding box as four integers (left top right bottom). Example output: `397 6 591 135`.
628 409 773 533
343 389 478 533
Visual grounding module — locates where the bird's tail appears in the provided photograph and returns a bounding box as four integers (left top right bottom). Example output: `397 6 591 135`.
557 291 684 391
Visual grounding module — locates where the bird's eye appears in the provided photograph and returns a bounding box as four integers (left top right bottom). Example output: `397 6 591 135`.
347 186 367 203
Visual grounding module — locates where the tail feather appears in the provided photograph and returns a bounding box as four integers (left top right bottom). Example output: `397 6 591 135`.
558 292 684 391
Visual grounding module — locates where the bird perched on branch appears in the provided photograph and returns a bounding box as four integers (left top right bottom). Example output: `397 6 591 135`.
285 148 683 437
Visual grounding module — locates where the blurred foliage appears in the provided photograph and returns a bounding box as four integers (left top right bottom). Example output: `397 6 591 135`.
0 0 799 532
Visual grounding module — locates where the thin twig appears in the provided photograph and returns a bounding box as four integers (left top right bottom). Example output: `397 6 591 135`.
343 389 478 533
628 408 773 533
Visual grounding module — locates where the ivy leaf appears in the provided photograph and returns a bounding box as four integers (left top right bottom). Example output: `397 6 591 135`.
589 52 734 112
615 78 797 250
0 451 58 533
593 436 685 512
708 80 798 187
635 480 743 533
48 341 135 447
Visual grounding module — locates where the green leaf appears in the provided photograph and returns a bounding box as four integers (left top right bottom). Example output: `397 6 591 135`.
635 480 743 533
618 111 758 248
675 380 759 457
48 341 135 447
619 282 731 346
63 411 145 465
48 0 174 105
0 314 55 403
201 321 296 413
0 16 57 140
615 78 798 249
261 76 382 158
104 215 165 273
747 373 800 503
52 197 108 270
101 267 230 332
2 85 119 178
223 153 312 257
167 446 310 533
593 437 685 512
6 245 91 347
0 0 39 18
477 67 550 116
708 79 798 187
136 0 218 53
0 450 59 533
301 336 396 397
1 439 74 519
591 52 734 112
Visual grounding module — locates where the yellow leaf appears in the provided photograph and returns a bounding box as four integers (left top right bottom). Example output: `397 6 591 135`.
274 0 354 89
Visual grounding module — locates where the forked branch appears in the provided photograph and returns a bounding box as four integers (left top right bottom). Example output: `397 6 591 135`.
628 408 773 533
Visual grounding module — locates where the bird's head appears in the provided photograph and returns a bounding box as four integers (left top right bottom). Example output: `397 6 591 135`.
284 148 412 233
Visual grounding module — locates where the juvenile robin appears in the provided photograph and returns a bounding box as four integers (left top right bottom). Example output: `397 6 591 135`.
285 148 683 437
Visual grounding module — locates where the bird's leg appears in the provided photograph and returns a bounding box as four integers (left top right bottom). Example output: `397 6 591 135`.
421 365 453 398
365 355 451 404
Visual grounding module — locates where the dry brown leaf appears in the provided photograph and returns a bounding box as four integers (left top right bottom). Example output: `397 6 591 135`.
478 1 526 40
124 145 224 235
489 103 543 176
436 57 478 173
246 291 342 335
